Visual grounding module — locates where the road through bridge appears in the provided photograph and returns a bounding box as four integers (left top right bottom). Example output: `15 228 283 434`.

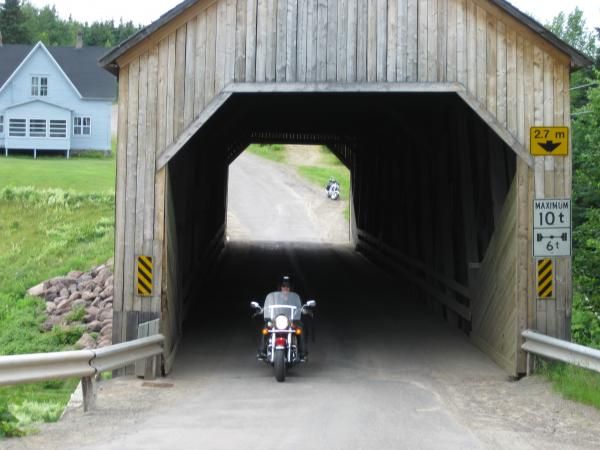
7 240 600 449
98 0 591 377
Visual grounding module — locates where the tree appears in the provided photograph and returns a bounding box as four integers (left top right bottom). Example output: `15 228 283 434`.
547 8 599 109
547 10 600 347
547 8 597 57
0 0 31 44
22 3 77 46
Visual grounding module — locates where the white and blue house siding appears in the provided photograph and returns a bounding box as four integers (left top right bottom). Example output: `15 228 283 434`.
0 42 113 157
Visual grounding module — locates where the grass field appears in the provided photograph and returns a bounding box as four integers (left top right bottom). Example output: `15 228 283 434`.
295 146 351 220
540 361 600 410
0 156 115 193
0 155 116 437
246 143 286 162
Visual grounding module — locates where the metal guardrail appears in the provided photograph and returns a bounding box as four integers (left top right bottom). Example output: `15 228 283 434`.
522 330 600 374
0 334 164 411
0 350 95 386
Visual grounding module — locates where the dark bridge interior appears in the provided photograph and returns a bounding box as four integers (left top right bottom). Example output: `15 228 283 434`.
166 92 516 347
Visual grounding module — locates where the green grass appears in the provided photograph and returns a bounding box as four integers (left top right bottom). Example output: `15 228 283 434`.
246 143 287 162
539 360 600 410
0 157 115 437
297 165 350 200
0 379 80 437
246 144 351 220
0 156 115 193
65 306 86 323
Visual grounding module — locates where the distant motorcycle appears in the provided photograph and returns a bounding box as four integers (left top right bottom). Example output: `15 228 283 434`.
251 292 317 382
326 178 340 200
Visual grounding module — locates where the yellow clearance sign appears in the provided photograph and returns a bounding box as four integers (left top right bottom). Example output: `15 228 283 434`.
530 127 569 156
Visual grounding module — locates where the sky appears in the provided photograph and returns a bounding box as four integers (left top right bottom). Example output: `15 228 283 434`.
25 0 600 30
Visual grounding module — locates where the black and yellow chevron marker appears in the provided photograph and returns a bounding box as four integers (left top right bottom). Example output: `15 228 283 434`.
537 258 554 299
137 255 153 296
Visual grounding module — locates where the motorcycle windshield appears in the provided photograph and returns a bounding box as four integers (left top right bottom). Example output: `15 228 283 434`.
263 292 302 320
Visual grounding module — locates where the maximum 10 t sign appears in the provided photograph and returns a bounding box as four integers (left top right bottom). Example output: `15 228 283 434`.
533 199 571 257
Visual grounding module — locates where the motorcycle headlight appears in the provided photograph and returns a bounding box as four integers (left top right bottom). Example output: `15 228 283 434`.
274 315 290 330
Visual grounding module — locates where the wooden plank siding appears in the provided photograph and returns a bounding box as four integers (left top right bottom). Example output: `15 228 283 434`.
471 176 518 373
110 0 574 375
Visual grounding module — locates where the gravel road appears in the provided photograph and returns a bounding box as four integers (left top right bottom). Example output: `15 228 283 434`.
227 150 349 243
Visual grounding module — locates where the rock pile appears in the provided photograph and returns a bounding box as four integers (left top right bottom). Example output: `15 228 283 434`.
27 262 114 349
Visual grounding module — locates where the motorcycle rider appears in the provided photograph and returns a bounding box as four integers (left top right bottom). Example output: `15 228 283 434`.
257 276 308 362
326 177 337 192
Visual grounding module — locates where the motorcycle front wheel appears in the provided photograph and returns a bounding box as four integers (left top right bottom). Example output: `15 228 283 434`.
274 349 286 382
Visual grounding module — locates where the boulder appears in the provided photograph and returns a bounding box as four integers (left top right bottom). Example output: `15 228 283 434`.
27 282 45 297
79 274 92 283
42 315 62 332
99 309 113 322
97 337 112 348
99 298 113 309
94 268 112 285
79 280 95 291
72 299 86 309
81 291 96 302
45 302 57 314
86 320 103 333
53 295 67 305
100 285 114 299
46 285 60 294
100 324 112 337
56 298 71 312
59 288 69 298
68 270 83 279
45 292 58 303
85 306 99 322
50 277 77 287
68 291 82 302
75 333 96 350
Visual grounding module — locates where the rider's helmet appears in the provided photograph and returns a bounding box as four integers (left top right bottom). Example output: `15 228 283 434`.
280 275 292 291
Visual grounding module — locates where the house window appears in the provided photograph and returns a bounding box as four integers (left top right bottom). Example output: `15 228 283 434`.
29 119 47 137
49 120 67 138
0 115 3 134
31 76 48 96
9 119 26 137
73 116 91 136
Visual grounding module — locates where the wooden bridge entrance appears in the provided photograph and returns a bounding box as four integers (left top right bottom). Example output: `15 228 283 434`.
100 0 590 376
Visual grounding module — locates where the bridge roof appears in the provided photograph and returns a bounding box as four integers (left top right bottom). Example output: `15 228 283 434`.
100 0 592 73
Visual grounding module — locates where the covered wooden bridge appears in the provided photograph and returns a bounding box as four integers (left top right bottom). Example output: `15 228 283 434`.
100 0 590 376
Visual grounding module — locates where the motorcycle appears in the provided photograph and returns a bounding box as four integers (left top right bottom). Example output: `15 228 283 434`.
251 292 317 382
326 179 340 200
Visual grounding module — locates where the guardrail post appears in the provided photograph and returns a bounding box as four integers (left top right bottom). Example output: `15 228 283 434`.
144 356 157 380
81 375 95 412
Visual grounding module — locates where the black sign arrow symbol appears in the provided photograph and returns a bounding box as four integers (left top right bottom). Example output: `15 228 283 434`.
538 140 561 153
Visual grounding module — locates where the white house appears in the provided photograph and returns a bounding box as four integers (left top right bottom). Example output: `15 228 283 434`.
0 41 116 157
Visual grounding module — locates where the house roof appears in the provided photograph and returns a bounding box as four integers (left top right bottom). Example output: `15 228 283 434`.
99 0 593 72
0 44 116 100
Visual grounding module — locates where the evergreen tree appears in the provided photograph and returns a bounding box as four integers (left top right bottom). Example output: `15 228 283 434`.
0 0 32 44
